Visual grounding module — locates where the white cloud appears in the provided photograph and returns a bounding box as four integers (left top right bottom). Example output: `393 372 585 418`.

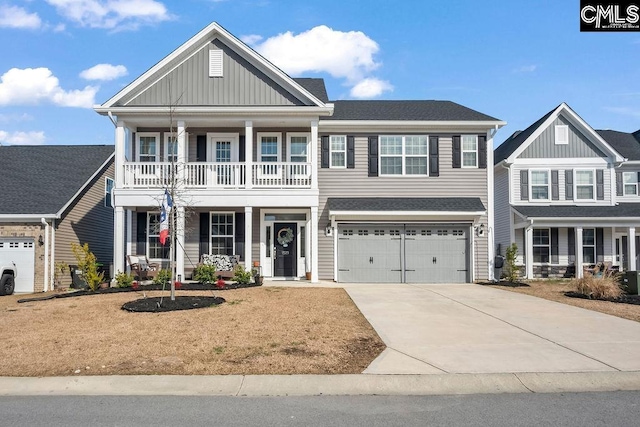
80 63 128 81
0 113 33 123
349 78 393 98
605 106 640 117
45 0 171 30
241 34 263 45
253 25 381 82
0 67 98 108
0 130 46 145
514 65 537 73
0 5 42 29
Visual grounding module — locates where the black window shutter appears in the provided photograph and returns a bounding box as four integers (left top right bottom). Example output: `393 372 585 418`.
199 213 209 259
235 212 245 259
551 228 559 264
368 136 378 177
239 135 246 162
568 227 575 263
522 229 526 257
429 136 439 177
616 171 623 196
478 135 487 169
347 136 355 169
596 170 604 200
320 136 329 168
520 170 529 200
196 135 206 162
596 228 604 262
136 212 147 256
565 170 574 200
452 136 461 168
551 170 559 200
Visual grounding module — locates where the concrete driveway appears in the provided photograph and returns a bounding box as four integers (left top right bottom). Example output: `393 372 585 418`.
345 284 640 375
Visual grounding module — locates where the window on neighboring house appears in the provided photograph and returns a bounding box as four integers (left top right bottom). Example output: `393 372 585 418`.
575 170 595 200
555 125 569 145
164 133 178 163
623 172 638 195
210 212 234 255
330 135 346 168
461 135 478 167
530 170 550 200
583 228 596 264
533 229 550 263
137 133 159 162
379 135 428 175
147 213 170 260
105 177 114 208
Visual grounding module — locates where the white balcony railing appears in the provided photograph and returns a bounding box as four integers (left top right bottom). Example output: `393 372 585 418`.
123 162 311 189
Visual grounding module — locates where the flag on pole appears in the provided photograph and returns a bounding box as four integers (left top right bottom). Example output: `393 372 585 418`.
159 189 173 245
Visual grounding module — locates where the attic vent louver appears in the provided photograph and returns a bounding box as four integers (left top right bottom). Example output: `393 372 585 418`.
209 49 223 77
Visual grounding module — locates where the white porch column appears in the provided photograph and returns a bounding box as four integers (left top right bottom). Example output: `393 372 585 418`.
244 207 253 271
525 226 533 279
576 227 584 278
113 206 125 281
42 220 49 292
628 227 636 271
177 120 187 186
176 206 185 280
305 216 312 277
126 210 132 272
50 219 55 290
115 121 126 188
310 120 318 190
245 121 253 189
311 206 319 282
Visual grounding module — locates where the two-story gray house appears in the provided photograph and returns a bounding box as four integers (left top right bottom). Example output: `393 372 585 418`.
494 103 640 278
95 22 505 284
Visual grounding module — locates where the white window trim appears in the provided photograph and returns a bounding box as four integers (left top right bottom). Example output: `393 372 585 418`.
164 132 178 163
286 132 311 163
529 169 551 202
555 125 569 145
582 228 596 265
105 177 114 208
257 132 281 162
210 212 235 255
379 135 429 176
574 169 596 201
329 135 347 169
136 132 160 162
147 212 169 261
461 135 478 168
622 171 639 196
532 227 551 265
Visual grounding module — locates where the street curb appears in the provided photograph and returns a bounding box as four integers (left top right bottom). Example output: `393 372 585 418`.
0 372 638 396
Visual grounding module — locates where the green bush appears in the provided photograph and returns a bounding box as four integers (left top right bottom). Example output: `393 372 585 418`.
114 271 135 288
71 242 104 292
504 243 519 284
153 269 172 286
193 264 217 284
232 265 252 285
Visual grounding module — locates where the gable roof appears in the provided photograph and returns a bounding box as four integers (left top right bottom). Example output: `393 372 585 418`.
596 130 640 161
513 204 640 219
0 145 114 217
328 197 486 212
493 103 625 165
293 78 329 103
323 100 501 122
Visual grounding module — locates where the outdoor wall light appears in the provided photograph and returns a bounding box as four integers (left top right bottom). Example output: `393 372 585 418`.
475 223 485 237
325 225 333 237
38 235 44 246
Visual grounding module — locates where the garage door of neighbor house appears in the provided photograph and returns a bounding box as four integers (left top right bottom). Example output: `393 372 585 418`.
337 224 469 283
0 238 35 293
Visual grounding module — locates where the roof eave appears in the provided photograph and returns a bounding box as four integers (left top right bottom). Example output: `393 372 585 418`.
0 214 58 222
95 105 335 117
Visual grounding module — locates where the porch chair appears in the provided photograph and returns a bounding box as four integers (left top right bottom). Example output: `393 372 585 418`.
127 255 160 281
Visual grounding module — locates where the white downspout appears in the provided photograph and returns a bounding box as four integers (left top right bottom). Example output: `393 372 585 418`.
41 218 49 292
50 219 55 291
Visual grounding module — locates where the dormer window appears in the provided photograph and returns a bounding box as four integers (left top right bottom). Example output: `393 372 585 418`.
555 125 568 145
209 49 223 77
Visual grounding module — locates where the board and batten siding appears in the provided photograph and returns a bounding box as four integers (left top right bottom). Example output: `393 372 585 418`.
317 135 489 281
124 39 304 107
519 115 607 159
55 161 115 285
494 166 511 256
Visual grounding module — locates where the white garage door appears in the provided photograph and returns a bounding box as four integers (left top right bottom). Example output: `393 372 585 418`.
0 238 35 293
337 224 469 283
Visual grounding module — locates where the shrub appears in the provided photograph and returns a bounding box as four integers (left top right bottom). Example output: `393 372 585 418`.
115 271 135 288
193 264 217 284
153 269 172 286
572 274 623 299
504 243 519 283
232 265 252 285
71 242 104 292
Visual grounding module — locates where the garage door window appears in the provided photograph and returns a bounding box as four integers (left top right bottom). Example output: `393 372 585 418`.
380 135 428 176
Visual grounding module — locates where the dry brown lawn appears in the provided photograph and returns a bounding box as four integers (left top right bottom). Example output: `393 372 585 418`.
0 287 385 377
489 280 640 323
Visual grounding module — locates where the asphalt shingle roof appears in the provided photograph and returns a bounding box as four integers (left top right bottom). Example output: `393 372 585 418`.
328 197 486 212
293 78 329 103
513 204 640 218
596 130 640 161
0 145 114 215
323 100 500 122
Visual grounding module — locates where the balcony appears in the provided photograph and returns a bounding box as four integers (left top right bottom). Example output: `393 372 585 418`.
122 162 312 189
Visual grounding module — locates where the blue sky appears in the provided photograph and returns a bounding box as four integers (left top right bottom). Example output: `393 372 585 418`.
0 0 638 147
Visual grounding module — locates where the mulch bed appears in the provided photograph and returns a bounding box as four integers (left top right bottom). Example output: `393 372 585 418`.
479 280 530 287
564 291 640 305
121 296 226 313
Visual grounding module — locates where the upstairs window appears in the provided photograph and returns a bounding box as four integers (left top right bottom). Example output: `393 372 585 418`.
575 170 595 200
164 133 178 163
136 133 159 162
379 135 428 175
555 125 569 145
461 135 478 167
258 133 280 163
330 135 346 168
623 172 638 195
530 170 550 200
288 134 309 163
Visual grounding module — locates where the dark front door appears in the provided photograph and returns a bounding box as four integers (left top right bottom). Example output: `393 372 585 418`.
274 223 297 277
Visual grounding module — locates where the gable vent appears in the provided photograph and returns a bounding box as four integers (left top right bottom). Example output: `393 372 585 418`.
209 49 223 77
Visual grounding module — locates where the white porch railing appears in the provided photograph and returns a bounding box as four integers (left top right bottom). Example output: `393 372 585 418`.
123 162 311 189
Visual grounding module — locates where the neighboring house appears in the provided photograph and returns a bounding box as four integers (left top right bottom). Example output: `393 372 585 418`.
0 145 115 292
494 102 640 279
95 22 504 284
